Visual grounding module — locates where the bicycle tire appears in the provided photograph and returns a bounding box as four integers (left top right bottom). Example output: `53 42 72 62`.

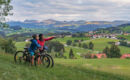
14 51 25 63
35 55 50 68
45 54 54 68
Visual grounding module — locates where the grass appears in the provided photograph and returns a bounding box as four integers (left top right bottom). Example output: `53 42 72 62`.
55 58 130 77
0 53 130 80
15 42 27 51
121 26 130 33
117 35 130 41
83 38 130 54
53 36 90 44
15 38 130 59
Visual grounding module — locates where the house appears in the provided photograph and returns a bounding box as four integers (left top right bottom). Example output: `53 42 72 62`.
120 54 130 59
91 53 107 59
115 42 120 45
25 39 31 42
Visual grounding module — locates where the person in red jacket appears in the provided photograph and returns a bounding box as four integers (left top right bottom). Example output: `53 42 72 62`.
37 34 55 64
37 34 55 50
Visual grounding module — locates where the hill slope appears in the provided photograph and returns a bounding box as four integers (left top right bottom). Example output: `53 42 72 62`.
0 53 130 80
96 24 130 33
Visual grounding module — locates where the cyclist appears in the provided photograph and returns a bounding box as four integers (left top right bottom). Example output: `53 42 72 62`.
29 34 41 65
37 34 55 64
37 34 55 51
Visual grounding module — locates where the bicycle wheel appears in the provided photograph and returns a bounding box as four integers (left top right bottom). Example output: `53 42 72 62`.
39 55 50 68
45 54 54 68
14 51 26 64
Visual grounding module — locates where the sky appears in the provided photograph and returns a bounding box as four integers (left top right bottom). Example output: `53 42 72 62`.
7 0 130 21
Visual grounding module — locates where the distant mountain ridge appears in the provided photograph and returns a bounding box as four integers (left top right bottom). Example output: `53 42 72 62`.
7 19 130 32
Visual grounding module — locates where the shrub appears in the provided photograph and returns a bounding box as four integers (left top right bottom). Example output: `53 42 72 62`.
69 49 74 59
103 46 110 57
89 42 94 50
74 40 79 43
46 41 65 53
66 40 72 45
93 55 97 59
82 43 88 49
0 38 16 54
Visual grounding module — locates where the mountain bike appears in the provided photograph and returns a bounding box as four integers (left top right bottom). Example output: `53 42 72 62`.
35 47 54 67
14 48 51 68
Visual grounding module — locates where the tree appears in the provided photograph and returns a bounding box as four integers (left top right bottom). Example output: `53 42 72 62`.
0 38 16 54
109 44 121 58
69 49 74 59
82 43 88 49
78 43 82 47
0 0 13 27
66 40 72 45
89 42 94 50
58 49 64 57
46 41 65 53
103 46 110 57
74 40 79 43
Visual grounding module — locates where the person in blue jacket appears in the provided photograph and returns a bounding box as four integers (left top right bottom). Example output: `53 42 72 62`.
29 34 41 65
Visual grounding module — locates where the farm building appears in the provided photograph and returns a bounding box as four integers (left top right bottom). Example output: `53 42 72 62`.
91 53 107 59
120 54 130 59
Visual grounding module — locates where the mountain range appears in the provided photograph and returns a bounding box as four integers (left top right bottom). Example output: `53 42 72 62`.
7 19 130 32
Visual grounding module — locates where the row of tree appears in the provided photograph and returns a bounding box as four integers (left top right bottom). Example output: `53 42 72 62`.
66 40 94 50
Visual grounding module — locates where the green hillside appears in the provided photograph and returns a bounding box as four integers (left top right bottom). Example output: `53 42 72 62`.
15 38 130 58
0 53 130 80
121 26 130 33
117 35 130 41
96 25 130 34
83 38 130 54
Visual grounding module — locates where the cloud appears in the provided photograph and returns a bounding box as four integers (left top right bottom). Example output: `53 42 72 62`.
7 0 130 21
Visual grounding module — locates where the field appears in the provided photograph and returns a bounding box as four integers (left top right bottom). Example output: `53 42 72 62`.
15 38 130 58
53 36 90 44
117 35 130 41
0 37 130 80
121 26 130 33
83 38 130 54
0 53 130 80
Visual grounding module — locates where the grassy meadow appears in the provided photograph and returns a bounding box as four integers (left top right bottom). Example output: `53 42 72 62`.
15 37 130 58
0 36 129 80
0 53 130 80
117 35 130 41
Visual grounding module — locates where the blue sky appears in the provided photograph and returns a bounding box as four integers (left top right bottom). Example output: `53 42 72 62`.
8 0 130 21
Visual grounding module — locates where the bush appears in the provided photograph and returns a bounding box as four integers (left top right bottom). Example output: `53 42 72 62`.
46 41 65 53
78 43 82 47
74 40 79 43
66 40 72 45
0 38 16 54
82 43 88 49
93 55 97 59
69 49 74 59
89 42 94 50
103 46 110 57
